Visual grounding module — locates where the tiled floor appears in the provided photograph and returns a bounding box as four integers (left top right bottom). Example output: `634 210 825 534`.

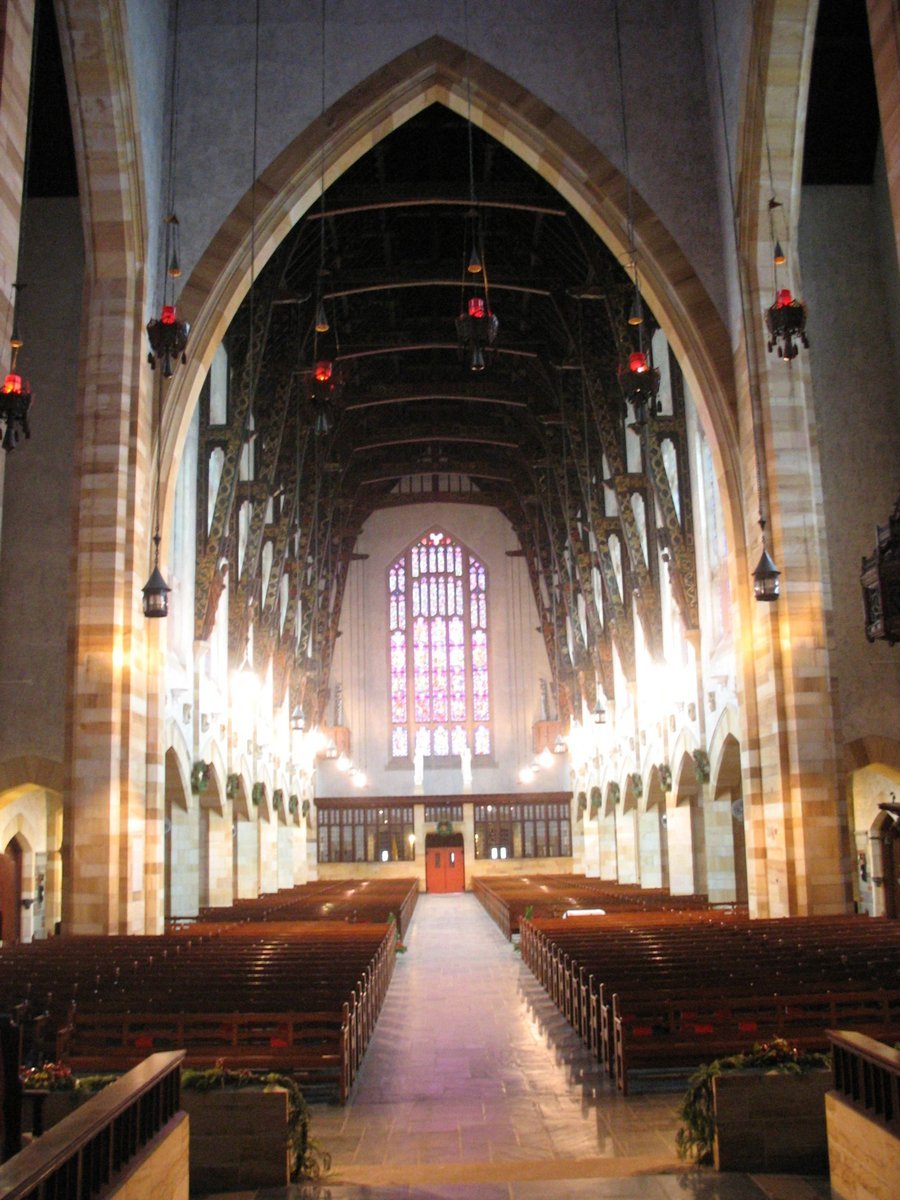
200 894 833 1200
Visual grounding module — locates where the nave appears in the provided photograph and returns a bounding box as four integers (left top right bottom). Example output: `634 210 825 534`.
202 894 832 1200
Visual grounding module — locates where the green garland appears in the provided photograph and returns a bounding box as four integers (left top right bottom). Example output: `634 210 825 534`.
22 1061 331 1181
675 1038 831 1165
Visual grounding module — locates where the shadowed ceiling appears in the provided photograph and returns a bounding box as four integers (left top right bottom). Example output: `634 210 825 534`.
196 105 699 728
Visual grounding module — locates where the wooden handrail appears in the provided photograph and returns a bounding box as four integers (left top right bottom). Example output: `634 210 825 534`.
829 1029 900 1132
0 1050 184 1200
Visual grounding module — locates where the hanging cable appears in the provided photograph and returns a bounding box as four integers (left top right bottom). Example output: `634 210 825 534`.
612 0 644 335
710 0 780 600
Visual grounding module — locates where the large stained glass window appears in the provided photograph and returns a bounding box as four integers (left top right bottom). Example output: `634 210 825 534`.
389 528 491 760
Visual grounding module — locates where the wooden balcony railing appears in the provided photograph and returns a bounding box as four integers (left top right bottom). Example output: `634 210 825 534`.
0 1050 184 1200
829 1029 900 1132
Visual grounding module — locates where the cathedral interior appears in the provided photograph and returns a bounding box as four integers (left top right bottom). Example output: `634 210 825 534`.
0 0 897 942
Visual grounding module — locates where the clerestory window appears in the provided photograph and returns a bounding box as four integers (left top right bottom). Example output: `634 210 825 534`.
388 528 491 761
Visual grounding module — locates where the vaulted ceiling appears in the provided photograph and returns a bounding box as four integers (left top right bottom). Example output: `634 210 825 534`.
195 105 698 725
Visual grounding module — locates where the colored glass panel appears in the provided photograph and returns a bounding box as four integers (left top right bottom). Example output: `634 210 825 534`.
389 528 491 758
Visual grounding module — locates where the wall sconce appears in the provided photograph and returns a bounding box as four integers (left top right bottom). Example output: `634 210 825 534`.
201 714 210 733
182 703 192 724
707 690 717 712
687 702 697 721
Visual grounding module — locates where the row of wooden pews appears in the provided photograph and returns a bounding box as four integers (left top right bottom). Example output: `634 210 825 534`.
0 878 418 1102
519 905 900 1093
183 877 419 940
473 873 715 939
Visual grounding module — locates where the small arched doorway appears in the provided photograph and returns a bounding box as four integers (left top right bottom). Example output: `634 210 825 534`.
878 813 900 919
425 832 465 893
0 838 23 945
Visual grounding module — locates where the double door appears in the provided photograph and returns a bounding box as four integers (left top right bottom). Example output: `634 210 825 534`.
425 843 465 893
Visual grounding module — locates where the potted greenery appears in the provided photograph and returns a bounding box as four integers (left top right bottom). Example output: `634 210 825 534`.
19 1062 118 1134
676 1038 831 1171
180 1062 329 1190
20 1059 329 1188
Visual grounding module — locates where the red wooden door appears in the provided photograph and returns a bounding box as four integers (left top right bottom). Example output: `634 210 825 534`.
0 840 22 945
445 846 465 891
425 845 465 892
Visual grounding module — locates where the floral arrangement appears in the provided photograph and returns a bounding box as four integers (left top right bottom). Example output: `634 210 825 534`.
19 1061 75 1092
21 1058 330 1181
675 1038 831 1164
20 1061 118 1098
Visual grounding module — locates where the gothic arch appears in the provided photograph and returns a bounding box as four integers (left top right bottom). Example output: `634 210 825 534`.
708 707 742 795
165 729 193 814
846 737 900 777
0 756 65 795
161 35 742 580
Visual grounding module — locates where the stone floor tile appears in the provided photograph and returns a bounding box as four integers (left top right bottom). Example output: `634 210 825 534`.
202 896 831 1200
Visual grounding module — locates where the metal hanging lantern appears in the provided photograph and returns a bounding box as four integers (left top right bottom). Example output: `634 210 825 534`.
0 371 31 452
147 303 190 377
752 546 781 602
861 493 900 644
456 294 499 372
142 534 171 618
765 288 809 362
618 349 660 427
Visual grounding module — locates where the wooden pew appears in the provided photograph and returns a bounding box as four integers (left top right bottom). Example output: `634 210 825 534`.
612 988 900 1094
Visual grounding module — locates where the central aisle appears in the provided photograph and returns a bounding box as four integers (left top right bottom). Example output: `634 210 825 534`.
298 893 825 1199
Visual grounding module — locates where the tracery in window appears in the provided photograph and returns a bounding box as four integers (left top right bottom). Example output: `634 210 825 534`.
389 528 491 759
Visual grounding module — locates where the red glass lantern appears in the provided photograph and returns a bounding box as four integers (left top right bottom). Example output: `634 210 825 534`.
0 372 31 451
618 349 660 427
314 359 333 382
456 298 498 372
765 288 808 361
147 303 190 377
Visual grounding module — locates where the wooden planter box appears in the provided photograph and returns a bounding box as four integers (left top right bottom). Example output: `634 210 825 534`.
181 1086 291 1192
22 1090 81 1135
713 1069 831 1172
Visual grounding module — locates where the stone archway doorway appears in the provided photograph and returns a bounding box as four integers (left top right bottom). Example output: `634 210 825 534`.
0 838 23 945
878 814 900 918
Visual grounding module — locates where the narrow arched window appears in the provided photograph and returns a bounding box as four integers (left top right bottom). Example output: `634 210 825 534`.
389 528 491 760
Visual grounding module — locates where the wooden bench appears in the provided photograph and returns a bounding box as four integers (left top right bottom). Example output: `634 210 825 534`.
613 988 900 1094
57 1009 351 1101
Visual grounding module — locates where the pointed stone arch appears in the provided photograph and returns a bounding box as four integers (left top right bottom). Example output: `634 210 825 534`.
0 756 65 796
639 765 669 890
160 35 741 570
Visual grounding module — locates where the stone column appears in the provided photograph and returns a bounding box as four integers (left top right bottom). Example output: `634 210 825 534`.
735 0 851 916
867 0 900 270
58 0 155 933
234 818 259 899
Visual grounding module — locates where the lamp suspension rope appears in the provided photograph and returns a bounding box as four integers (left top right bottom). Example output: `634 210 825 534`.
757 56 809 363
762 112 786 269
710 0 780 601
314 0 330 341
146 0 189 380
612 0 643 333
455 0 497 372
143 0 189 616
